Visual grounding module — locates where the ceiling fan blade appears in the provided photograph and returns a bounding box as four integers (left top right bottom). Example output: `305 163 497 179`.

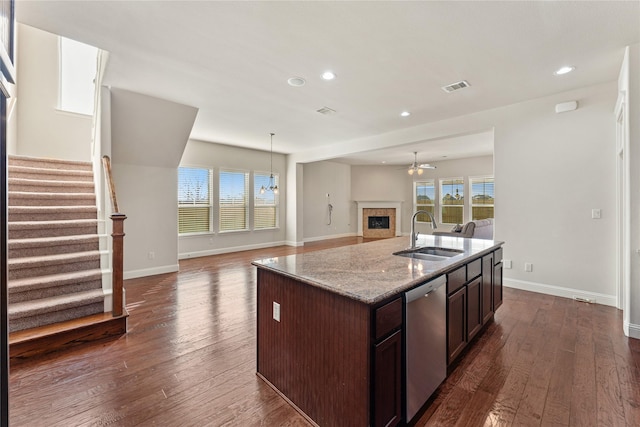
418 163 436 169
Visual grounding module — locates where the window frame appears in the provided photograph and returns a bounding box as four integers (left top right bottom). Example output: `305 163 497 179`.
413 180 436 223
178 166 214 236
470 175 495 221
58 36 98 116
439 177 465 225
253 171 280 230
219 168 250 233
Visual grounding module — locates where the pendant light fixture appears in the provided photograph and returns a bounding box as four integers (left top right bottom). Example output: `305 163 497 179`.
260 133 279 194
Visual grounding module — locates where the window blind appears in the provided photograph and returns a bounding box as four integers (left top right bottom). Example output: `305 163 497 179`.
254 173 279 229
178 167 212 234
220 170 249 232
471 177 495 220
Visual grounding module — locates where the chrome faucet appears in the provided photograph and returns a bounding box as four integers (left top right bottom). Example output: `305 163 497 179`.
410 210 437 249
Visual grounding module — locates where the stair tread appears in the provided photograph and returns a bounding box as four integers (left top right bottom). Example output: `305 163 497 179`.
8 155 92 167
9 177 94 185
9 191 96 198
8 165 93 175
9 234 100 245
9 219 99 227
9 205 97 212
8 269 103 290
8 289 104 318
9 249 101 263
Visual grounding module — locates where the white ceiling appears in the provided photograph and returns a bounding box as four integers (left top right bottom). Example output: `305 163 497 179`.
15 1 640 165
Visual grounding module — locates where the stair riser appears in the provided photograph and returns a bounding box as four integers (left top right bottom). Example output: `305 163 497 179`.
9 182 95 194
9 169 93 182
9 259 101 280
9 241 99 258
9 225 97 239
9 280 103 304
9 302 104 333
8 157 92 171
9 195 96 207
9 210 97 222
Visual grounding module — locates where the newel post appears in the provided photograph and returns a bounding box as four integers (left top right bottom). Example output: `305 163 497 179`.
110 213 126 317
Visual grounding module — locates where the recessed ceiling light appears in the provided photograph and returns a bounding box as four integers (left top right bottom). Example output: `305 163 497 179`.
321 71 336 80
554 66 575 76
287 76 306 87
400 111 411 117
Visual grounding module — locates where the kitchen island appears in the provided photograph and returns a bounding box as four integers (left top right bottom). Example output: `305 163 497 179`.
253 235 503 427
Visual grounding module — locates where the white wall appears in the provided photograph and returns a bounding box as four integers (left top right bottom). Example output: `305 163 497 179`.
112 163 179 278
109 89 198 278
626 44 640 333
351 155 494 236
15 24 92 161
178 139 287 257
302 161 354 241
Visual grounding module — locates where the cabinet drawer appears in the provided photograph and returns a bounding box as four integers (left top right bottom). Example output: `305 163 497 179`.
467 258 482 280
494 247 503 265
375 298 402 341
447 265 466 294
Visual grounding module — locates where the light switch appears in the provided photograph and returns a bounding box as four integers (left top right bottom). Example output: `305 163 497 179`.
273 301 280 322
592 209 601 219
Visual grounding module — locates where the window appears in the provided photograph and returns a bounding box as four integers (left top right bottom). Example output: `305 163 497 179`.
219 170 249 232
471 176 494 220
440 178 464 224
178 167 212 234
414 180 435 223
59 37 98 115
254 173 279 229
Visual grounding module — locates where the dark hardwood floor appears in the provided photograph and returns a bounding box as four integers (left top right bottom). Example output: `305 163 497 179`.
8 237 640 426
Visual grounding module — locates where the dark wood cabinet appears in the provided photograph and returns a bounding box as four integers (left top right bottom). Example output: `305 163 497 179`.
447 286 466 362
466 277 483 341
493 262 503 310
481 254 494 324
374 330 402 427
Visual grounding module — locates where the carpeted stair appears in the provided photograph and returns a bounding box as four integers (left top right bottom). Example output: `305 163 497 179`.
7 155 105 333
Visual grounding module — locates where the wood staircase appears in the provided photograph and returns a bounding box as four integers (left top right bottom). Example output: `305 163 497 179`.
7 155 127 363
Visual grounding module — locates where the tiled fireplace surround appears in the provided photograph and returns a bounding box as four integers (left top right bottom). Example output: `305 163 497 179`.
356 201 402 239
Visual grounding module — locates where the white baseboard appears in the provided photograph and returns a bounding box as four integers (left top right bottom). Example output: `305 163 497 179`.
503 278 617 307
285 240 304 247
624 321 640 339
124 264 179 280
303 232 357 243
179 241 287 260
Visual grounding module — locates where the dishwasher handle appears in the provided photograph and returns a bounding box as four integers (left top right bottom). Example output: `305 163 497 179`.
405 275 446 303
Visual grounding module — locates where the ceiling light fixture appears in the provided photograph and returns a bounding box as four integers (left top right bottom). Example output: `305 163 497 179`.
321 71 336 80
401 111 411 117
260 133 279 194
554 66 575 75
408 152 436 175
287 76 306 87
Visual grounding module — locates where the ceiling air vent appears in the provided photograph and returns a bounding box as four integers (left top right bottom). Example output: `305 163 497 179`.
441 80 470 93
317 106 336 115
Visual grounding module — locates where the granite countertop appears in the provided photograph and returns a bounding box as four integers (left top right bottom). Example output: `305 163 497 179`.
252 235 503 305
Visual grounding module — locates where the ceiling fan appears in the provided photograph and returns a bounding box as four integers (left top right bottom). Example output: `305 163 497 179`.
407 152 436 175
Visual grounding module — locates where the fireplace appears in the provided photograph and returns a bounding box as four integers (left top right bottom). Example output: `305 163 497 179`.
368 216 390 230
362 208 396 238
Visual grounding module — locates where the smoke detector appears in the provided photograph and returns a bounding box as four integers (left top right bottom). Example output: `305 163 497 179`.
441 80 470 93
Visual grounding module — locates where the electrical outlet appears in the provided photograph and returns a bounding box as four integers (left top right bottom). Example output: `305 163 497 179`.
503 259 512 269
148 251 155 260
273 301 280 322
525 262 533 272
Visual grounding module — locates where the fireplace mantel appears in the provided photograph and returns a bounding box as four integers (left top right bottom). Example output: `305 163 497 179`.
355 201 403 237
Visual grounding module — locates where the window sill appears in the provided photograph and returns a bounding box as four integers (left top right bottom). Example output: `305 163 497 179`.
179 232 215 238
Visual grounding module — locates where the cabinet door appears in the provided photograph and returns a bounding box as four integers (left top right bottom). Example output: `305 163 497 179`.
493 262 503 310
373 330 402 427
447 286 466 363
467 277 483 341
481 254 494 324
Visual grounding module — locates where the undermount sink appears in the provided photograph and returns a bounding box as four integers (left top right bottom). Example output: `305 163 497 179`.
393 246 464 261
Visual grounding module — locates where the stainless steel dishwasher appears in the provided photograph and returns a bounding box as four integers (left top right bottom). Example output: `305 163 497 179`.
405 275 447 422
